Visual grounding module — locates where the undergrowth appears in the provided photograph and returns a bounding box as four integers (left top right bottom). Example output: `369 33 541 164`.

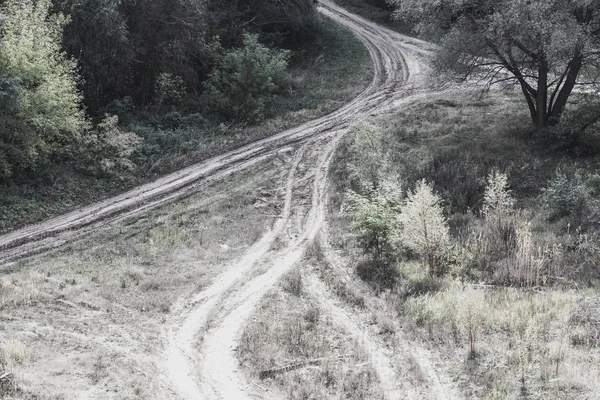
332 89 600 399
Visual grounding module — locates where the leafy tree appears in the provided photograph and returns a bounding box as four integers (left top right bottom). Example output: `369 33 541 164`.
204 34 290 122
344 180 402 261
397 180 450 276
0 0 86 179
397 0 600 127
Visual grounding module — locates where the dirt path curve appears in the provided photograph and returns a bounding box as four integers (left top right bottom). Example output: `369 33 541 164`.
0 0 433 268
316 225 461 400
163 4 452 400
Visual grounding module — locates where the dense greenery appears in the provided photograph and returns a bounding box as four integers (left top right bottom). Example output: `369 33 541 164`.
0 0 321 184
0 0 85 179
0 11 372 232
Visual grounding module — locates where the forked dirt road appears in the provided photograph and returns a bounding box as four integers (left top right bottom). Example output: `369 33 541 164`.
0 2 455 399
0 0 433 268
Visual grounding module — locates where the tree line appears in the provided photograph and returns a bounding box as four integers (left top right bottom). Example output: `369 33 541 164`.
0 0 319 181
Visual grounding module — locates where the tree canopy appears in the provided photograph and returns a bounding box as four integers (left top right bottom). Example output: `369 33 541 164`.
0 0 86 178
397 0 600 127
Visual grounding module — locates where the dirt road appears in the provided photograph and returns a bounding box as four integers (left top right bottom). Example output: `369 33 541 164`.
163 3 451 400
1 2 454 399
0 0 432 268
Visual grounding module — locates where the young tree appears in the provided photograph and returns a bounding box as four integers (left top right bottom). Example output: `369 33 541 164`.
397 0 600 127
398 180 450 276
0 0 86 179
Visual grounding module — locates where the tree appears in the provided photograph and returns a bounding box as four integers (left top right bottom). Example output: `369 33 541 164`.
397 180 450 276
397 0 600 127
0 0 86 179
204 34 290 122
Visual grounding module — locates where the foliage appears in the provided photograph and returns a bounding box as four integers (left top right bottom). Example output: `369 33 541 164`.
543 94 600 148
204 0 318 47
396 0 600 127
344 180 402 261
0 0 86 179
346 121 387 190
397 180 450 276
154 73 187 107
56 0 318 111
541 170 590 220
75 115 142 177
482 171 516 245
204 34 291 122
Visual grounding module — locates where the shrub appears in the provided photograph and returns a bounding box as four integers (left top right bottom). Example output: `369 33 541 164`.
154 73 186 107
75 115 142 176
397 180 450 276
204 34 290 123
456 287 487 358
541 170 589 220
344 180 402 261
482 171 515 238
346 122 387 191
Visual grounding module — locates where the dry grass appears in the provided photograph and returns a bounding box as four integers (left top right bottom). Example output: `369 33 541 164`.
330 88 600 398
239 267 384 399
401 283 600 399
0 158 285 399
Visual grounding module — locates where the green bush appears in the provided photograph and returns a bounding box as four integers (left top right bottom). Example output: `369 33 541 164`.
344 180 402 261
482 171 517 248
204 34 290 123
75 115 142 177
345 122 388 191
541 170 589 220
154 73 186 107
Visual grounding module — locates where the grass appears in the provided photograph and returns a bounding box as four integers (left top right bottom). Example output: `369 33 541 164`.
330 88 600 398
239 266 383 400
0 158 285 398
401 283 600 399
0 16 372 233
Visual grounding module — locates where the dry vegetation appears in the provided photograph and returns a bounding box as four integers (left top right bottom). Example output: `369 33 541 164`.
239 261 384 400
0 157 288 398
331 88 600 399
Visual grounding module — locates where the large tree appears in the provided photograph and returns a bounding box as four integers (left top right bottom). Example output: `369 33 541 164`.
398 0 600 127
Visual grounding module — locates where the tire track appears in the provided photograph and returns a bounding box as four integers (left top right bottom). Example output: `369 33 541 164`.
1 2 458 399
0 0 432 268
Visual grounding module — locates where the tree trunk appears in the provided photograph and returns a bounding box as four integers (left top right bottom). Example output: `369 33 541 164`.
535 59 549 127
548 53 584 126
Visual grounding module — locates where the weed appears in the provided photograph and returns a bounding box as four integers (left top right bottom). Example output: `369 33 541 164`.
2 340 31 369
283 268 303 297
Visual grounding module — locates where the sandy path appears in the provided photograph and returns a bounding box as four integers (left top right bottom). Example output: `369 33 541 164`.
1 2 459 399
163 4 453 399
